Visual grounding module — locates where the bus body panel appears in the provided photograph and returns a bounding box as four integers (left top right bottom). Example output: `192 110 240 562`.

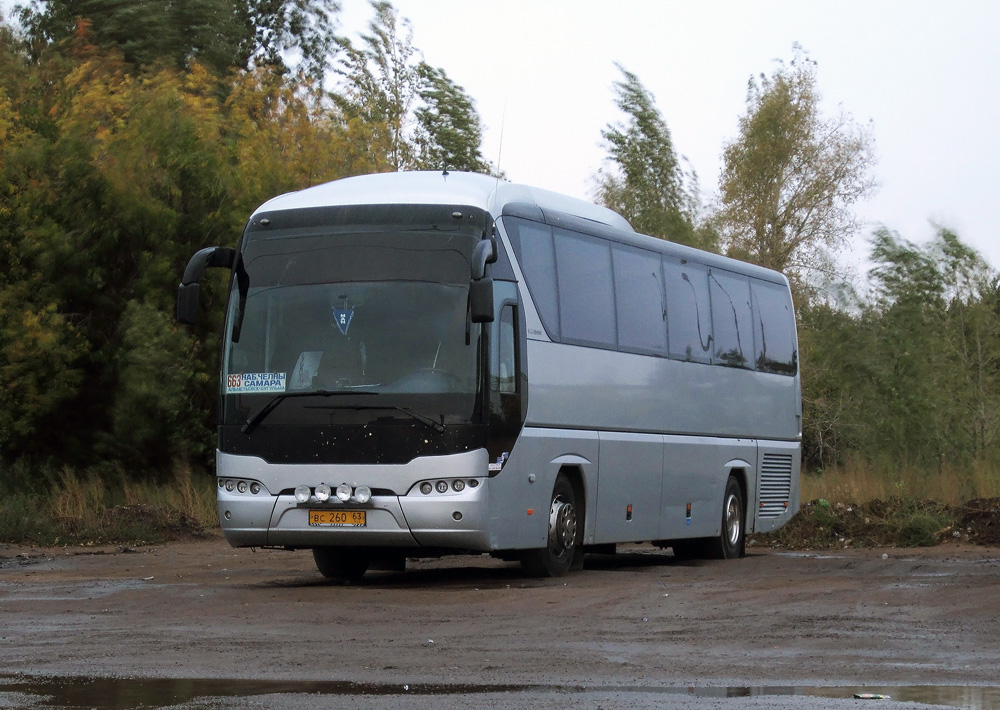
523 339 799 441
594 431 664 543
485 427 599 551
657 436 758 540
753 439 801 533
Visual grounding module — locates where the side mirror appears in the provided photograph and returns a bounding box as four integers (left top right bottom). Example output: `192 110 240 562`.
176 246 235 325
470 278 494 323
177 282 201 325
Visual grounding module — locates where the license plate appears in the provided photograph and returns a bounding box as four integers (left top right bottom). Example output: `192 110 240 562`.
308 510 367 527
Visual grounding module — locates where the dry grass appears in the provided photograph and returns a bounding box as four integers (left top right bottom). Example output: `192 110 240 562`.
122 461 217 528
803 456 1000 506
0 461 215 545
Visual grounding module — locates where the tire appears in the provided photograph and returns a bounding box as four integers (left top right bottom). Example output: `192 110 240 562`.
705 476 746 560
521 474 580 577
312 547 370 582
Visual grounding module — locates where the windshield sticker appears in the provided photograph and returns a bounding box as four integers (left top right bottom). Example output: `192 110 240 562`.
289 352 322 391
226 372 286 394
333 307 355 335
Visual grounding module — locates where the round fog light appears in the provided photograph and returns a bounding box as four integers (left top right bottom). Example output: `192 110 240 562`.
336 483 352 502
435 480 449 493
452 511 463 521
314 483 331 502
224 510 232 520
294 485 311 503
225 480 235 492
452 479 465 492
237 481 248 494
354 485 372 504
420 482 433 495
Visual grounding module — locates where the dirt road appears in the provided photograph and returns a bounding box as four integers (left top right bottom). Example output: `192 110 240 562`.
2 536 999 707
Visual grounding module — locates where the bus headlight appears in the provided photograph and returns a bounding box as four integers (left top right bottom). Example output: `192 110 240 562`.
336 484 352 502
237 481 248 494
354 485 372 504
314 483 331 502
294 485 311 503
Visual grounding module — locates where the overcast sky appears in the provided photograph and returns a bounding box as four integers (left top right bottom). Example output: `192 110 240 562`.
339 0 1000 272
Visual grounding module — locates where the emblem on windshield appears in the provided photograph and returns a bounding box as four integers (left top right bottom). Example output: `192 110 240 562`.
333 307 354 335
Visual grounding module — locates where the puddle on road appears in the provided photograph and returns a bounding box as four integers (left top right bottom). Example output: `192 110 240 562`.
1 676 998 709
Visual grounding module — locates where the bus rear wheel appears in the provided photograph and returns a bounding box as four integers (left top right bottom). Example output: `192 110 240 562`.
521 474 579 577
312 547 369 582
706 476 746 560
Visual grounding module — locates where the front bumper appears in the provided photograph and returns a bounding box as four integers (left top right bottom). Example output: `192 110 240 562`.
215 449 492 551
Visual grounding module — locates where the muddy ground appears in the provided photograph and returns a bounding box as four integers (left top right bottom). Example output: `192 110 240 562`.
1 536 999 707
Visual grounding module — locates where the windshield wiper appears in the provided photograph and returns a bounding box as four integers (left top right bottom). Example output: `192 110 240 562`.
241 390 377 434
306 404 446 433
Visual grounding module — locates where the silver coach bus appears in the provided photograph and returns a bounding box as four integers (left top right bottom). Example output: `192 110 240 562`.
177 171 800 580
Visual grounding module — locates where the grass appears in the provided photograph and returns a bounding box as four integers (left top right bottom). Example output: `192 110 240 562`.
0 462 216 546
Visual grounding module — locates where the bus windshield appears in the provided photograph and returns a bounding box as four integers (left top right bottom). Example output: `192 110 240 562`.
221 209 483 432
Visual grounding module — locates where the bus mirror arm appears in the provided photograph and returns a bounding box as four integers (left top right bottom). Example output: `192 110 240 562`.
176 246 235 325
471 238 498 280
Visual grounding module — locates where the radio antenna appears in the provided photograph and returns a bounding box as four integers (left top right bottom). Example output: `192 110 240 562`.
494 100 507 186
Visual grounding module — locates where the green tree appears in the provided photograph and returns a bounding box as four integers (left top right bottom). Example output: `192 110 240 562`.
14 0 340 78
715 47 876 290
334 0 417 171
412 62 491 174
594 63 706 247
798 227 1000 471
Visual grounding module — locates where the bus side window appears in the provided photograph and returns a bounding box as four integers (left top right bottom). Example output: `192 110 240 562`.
709 269 752 368
751 280 798 375
663 258 712 364
496 305 517 394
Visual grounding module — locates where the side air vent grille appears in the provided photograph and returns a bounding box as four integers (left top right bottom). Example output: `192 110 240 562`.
759 453 793 518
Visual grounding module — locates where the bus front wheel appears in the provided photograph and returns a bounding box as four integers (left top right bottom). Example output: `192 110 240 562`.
521 474 579 577
312 547 369 582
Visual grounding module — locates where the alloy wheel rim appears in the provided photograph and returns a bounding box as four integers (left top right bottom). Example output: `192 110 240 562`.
725 493 742 547
548 495 577 554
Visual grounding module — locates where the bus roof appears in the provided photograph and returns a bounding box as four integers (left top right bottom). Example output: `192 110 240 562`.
252 171 634 233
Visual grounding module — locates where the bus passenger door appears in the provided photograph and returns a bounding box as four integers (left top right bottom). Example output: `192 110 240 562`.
594 432 664 544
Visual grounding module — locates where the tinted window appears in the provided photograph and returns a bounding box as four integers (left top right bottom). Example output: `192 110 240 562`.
505 218 560 338
710 269 752 368
663 259 712 363
612 244 667 355
751 279 797 375
554 228 616 347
